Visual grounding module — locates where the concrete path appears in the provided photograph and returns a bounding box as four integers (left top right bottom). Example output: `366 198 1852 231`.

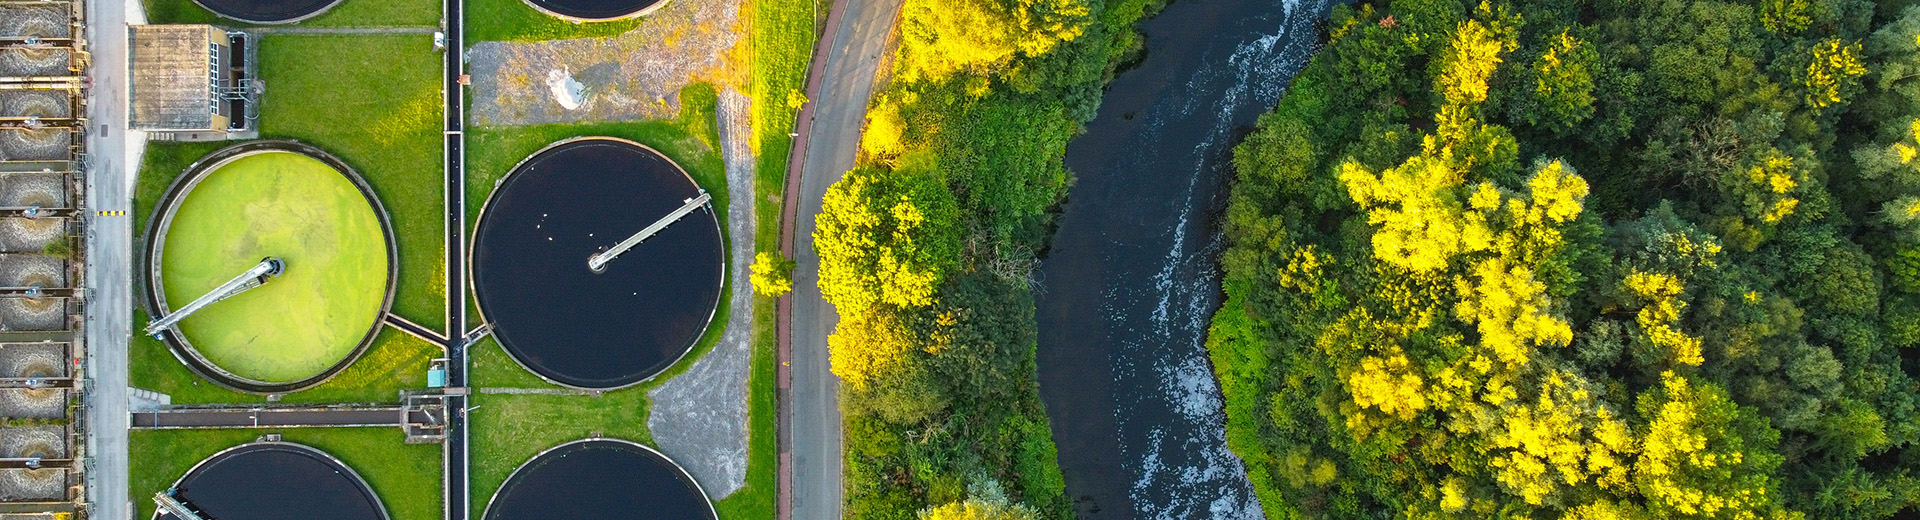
82 0 146 518
648 87 754 500
782 0 901 517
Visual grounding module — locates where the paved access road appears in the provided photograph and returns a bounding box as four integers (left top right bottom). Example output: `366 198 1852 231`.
83 0 145 518
787 0 901 517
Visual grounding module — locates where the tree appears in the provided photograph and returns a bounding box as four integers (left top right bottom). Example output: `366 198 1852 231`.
919 499 1038 520
1520 29 1599 133
751 251 796 297
896 0 1091 82
1339 155 1494 273
814 163 962 311
1807 38 1868 110
1635 372 1785 520
831 310 949 424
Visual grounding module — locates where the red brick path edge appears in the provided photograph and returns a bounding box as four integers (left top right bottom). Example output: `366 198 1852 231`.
777 0 854 518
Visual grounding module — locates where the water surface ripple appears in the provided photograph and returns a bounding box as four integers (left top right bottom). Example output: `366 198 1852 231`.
1035 0 1327 518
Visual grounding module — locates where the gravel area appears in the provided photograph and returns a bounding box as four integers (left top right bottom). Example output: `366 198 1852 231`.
468 0 743 125
0 426 67 459
648 87 752 499
0 344 65 379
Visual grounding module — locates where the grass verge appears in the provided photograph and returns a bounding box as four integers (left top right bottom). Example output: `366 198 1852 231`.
130 428 441 520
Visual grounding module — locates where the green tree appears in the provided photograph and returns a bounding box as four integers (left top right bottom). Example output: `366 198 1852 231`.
1520 29 1598 133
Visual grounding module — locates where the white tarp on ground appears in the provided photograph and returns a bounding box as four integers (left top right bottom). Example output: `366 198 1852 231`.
545 68 586 110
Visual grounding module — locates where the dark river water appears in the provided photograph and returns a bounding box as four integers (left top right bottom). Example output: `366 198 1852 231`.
473 138 723 389
483 439 713 520
1034 0 1329 518
163 442 385 520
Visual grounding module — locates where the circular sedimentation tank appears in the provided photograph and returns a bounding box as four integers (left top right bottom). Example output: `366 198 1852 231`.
522 0 665 23
144 141 396 394
472 137 722 390
192 0 343 24
155 442 388 520
483 438 715 520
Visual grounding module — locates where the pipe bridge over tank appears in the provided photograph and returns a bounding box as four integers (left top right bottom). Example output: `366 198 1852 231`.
587 191 710 272
145 257 284 337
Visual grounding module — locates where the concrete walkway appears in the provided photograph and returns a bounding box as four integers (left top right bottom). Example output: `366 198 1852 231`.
82 0 147 519
780 0 903 517
130 406 433 429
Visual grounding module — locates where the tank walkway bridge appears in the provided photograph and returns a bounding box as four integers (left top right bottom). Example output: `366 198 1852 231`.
129 393 450 442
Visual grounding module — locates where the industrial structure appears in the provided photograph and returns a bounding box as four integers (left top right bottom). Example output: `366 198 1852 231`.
127 24 259 140
587 191 710 272
142 257 283 338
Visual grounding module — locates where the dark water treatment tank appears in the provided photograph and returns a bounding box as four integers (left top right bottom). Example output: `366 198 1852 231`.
483 439 715 520
472 137 723 390
156 442 387 520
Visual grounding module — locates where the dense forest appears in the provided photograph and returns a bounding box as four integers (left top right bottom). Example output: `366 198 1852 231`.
811 0 1155 516
1208 0 1920 517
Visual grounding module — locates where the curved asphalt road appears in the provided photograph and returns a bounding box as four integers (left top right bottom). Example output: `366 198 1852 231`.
786 0 901 517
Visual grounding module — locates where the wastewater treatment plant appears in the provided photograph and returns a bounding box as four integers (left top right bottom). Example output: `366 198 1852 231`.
90 0 773 512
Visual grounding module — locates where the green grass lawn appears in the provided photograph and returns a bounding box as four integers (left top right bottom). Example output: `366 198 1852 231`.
141 0 440 27
160 151 390 383
130 428 441 520
132 311 440 404
256 34 447 332
464 0 639 43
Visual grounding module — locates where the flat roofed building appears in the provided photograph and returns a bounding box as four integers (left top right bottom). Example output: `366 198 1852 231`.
128 24 258 139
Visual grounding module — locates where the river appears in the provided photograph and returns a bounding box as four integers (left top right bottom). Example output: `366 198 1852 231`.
1033 0 1329 518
